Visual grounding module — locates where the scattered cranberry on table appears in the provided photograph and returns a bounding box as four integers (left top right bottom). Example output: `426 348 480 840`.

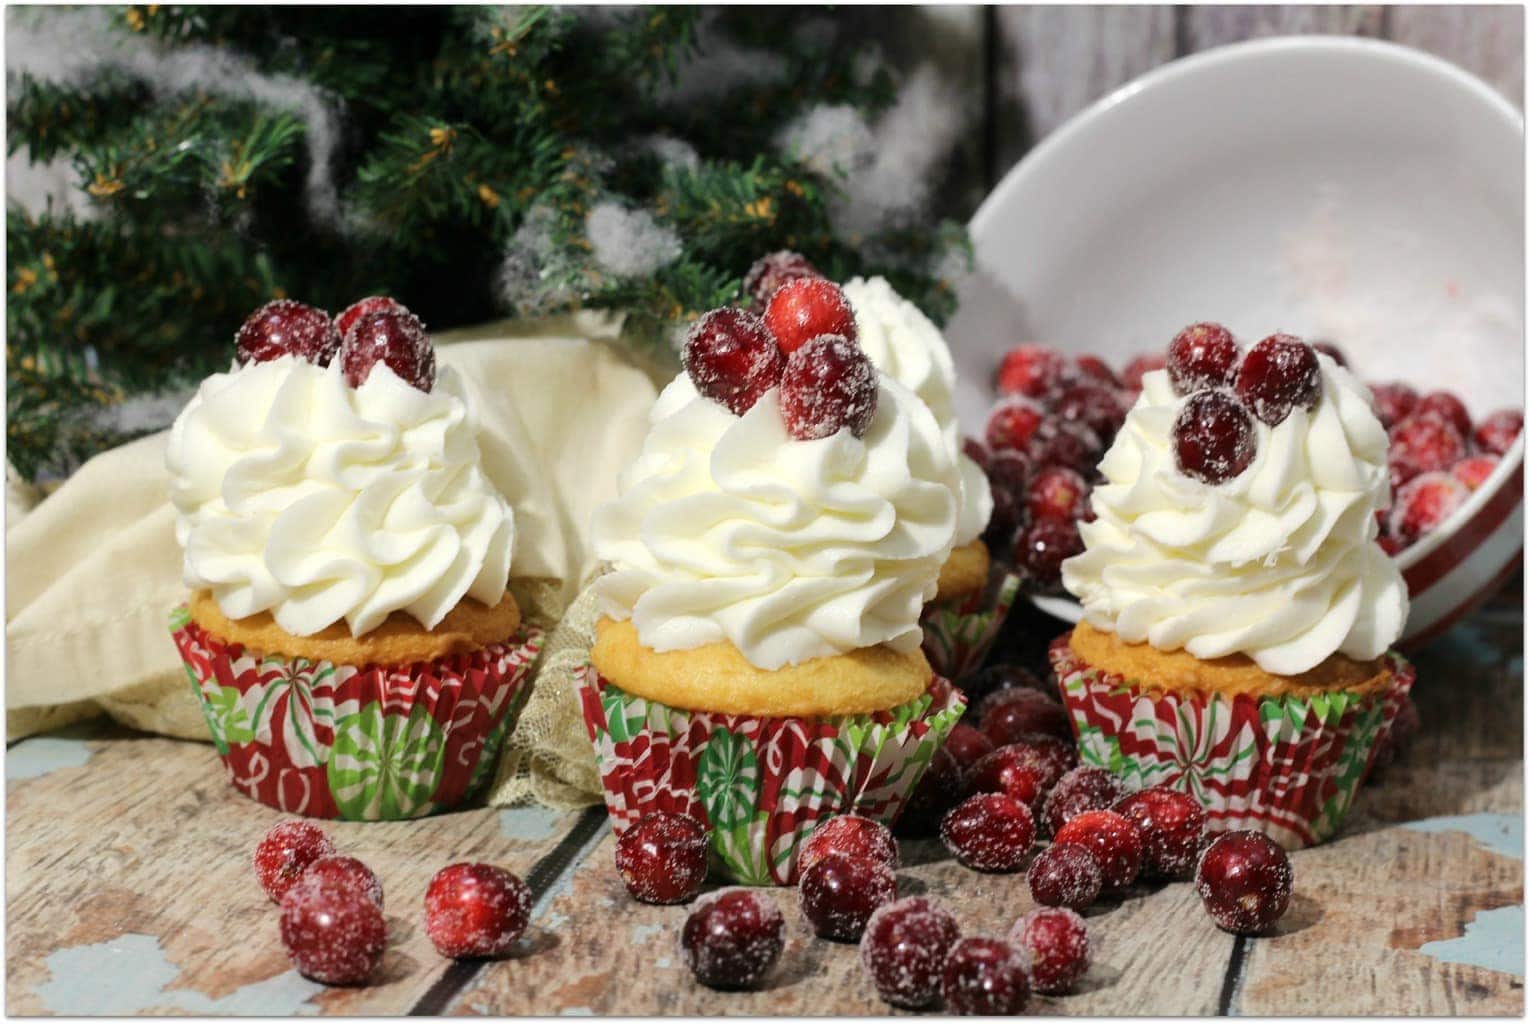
1195 830 1294 935
943 722 997 771
940 936 1032 1015
859 896 962 1010
299 855 384 909
1027 841 1104 911
423 862 531 959
279 872 388 985
798 850 897 942
940 793 1036 873
980 691 1074 746
1009 907 1093 995
615 811 710 905
1052 810 1144 891
800 814 898 875
254 820 336 903
1113 786 1207 880
681 889 786 990
1041 766 1126 837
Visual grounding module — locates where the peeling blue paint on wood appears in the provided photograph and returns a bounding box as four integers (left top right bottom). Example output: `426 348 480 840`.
8 736 95 781
498 805 566 842
1418 906 1525 978
1403 813 1523 861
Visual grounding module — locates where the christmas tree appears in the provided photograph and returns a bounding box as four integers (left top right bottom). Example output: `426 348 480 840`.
5 5 970 482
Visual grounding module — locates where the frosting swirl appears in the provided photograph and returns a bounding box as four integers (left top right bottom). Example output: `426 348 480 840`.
167 356 515 637
593 373 959 670
1061 358 1407 675
844 275 992 546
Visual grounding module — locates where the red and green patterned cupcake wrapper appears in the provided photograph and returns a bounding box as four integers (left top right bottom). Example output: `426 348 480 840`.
169 605 543 821
1048 632 1416 850
577 664 967 885
921 569 1022 681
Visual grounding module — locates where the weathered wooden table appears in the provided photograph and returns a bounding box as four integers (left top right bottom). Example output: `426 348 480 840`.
7 588 1523 1016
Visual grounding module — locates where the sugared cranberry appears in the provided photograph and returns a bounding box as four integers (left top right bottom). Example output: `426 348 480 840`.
1026 465 1090 523
1415 390 1472 437
985 396 1046 452
615 811 710 905
1167 322 1239 395
800 814 898 875
962 436 991 470
764 277 857 354
423 863 531 959
985 446 1034 496
1122 352 1168 391
1312 340 1348 367
1113 786 1207 879
1453 455 1499 491
1055 383 1126 443
779 334 878 440
966 740 1074 805
1009 907 1091 995
335 296 408 339
235 299 342 367
1173 390 1256 485
1391 471 1469 546
1017 517 1083 589
684 307 785 416
997 344 1067 399
968 664 1056 712
254 820 335 903
941 793 1036 872
1474 409 1523 456
897 747 964 838
744 250 822 306
944 722 996 771
1195 830 1293 935
1027 842 1103 910
279 874 387 985
1041 766 1125 837
1235 334 1321 426
681 889 786 990
860 896 962 1009
1074 355 1120 387
974 682 1058 722
941 937 1031 1015
799 851 897 941
300 855 383 908
1390 411 1468 482
339 310 436 391
980 694 1073 746
1368 381 1419 430
1052 810 1143 890
1026 418 1101 475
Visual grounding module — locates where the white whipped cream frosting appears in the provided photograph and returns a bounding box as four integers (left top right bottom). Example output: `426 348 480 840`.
167 356 515 637
1061 359 1407 675
843 275 992 546
593 372 960 670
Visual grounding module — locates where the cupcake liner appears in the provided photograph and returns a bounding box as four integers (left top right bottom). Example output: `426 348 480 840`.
921 569 1023 681
169 605 543 820
577 664 967 885
1049 632 1415 849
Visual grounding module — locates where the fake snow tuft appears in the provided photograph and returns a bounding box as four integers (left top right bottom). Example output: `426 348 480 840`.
586 203 682 278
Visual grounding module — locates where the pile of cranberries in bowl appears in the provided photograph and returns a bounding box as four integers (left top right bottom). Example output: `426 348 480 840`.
973 323 1523 595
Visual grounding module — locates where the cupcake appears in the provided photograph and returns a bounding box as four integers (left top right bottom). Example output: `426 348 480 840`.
167 298 542 819
1054 326 1414 849
580 305 967 884
842 275 1017 681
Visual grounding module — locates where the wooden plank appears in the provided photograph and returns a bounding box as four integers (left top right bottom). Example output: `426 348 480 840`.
1183 5 1387 50
1387 5 1525 109
4 728 586 1015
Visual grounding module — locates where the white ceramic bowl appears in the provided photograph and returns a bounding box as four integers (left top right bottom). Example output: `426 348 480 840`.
947 36 1524 646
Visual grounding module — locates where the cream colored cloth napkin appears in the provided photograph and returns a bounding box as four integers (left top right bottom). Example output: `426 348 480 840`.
6 314 662 804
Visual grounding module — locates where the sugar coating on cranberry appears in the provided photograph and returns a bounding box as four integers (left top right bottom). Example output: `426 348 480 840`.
1390 410 1468 483
1415 390 1472 437
764 277 857 354
335 295 408 339
940 793 1036 872
424 862 531 959
897 746 964 839
1195 830 1293 935
943 722 996 772
1017 517 1084 589
236 299 342 368
1009 907 1092 995
254 820 336 903
1052 809 1143 891
985 396 1046 452
1027 841 1104 910
1474 409 1523 456
684 307 785 416
1453 456 1499 491
1113 786 1207 879
279 874 387 985
941 936 1032 1015
1173 390 1256 485
339 309 436 391
1122 353 1167 391
1168 322 1239 395
1026 418 1101 475
970 664 1056 712
681 888 786 990
779 333 878 441
1026 465 1090 523
744 250 822 306
1234 334 1321 426
980 694 1073 747
615 811 710 905
1391 471 1470 545
997 343 1068 399
1368 381 1419 430
1041 766 1125 837
799 850 897 941
1075 354 1120 387
965 742 1069 809
1055 382 1126 443
300 855 384 908
859 895 962 1009
800 813 898 875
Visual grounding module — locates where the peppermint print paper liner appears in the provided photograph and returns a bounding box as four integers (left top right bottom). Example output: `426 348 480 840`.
577 663 967 885
1048 632 1416 850
169 606 543 820
921 568 1022 681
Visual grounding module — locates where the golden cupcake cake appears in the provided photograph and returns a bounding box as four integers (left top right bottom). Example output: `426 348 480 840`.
167 297 542 820
1053 324 1414 848
579 294 967 884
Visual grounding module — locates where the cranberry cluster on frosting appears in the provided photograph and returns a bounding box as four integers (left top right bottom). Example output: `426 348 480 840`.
683 270 878 442
233 295 437 392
